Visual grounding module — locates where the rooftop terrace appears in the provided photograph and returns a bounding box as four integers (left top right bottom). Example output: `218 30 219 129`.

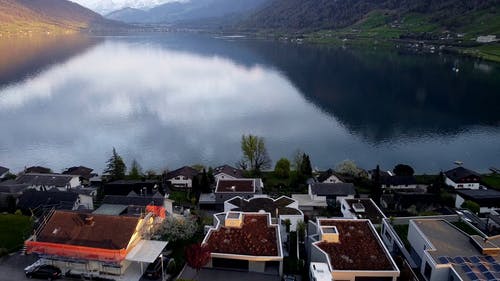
204 213 279 257
344 198 386 224
316 219 394 271
226 196 302 217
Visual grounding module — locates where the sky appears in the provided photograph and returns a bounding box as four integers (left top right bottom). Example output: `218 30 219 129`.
71 0 184 14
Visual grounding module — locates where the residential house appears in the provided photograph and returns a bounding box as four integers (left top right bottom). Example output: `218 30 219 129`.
455 189 500 214
445 167 481 190
381 192 443 214
166 166 199 189
340 198 387 225
213 165 244 182
368 168 391 180
381 175 418 190
477 35 497 43
25 210 167 280
0 166 9 180
307 218 400 281
24 166 52 174
16 173 81 191
17 189 80 215
0 180 29 211
202 212 284 276
406 218 500 281
291 183 355 215
224 196 303 231
214 178 263 206
70 187 97 210
103 179 161 196
316 169 344 184
95 193 171 218
63 166 95 186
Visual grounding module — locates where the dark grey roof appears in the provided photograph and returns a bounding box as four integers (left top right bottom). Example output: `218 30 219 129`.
102 195 164 206
226 196 302 217
368 169 391 178
317 169 344 183
17 189 79 211
16 173 75 187
70 187 96 196
166 166 199 179
445 167 480 183
62 166 94 178
310 183 355 196
455 189 500 207
0 166 9 175
0 180 29 194
214 165 244 178
25 166 52 174
381 176 417 186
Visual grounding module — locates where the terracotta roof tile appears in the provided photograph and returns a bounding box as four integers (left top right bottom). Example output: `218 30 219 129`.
215 179 255 193
37 211 139 250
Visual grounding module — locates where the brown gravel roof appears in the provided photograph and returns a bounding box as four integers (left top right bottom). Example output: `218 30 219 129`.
37 211 139 250
316 220 393 271
215 179 255 193
205 214 278 256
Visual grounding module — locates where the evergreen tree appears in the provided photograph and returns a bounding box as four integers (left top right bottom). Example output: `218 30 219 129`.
129 159 142 180
300 153 312 177
371 165 383 203
104 148 126 181
201 168 211 193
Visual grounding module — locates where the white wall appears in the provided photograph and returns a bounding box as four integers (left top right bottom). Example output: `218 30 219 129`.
321 175 342 184
280 214 303 232
78 195 94 210
446 177 480 190
214 173 237 182
168 176 192 188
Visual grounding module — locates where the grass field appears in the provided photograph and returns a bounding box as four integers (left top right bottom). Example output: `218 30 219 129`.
482 174 500 190
0 214 33 255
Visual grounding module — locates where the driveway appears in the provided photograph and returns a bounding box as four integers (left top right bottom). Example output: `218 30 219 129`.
0 253 38 281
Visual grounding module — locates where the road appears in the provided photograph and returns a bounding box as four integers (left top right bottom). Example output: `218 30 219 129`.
0 252 38 281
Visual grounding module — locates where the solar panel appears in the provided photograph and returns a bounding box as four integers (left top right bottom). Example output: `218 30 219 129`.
493 263 500 272
485 256 496 263
462 265 473 273
484 271 495 280
455 257 466 264
478 264 489 272
470 256 481 263
466 272 479 281
438 256 449 264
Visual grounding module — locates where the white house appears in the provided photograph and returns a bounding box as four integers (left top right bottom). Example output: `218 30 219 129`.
445 167 481 190
316 169 344 183
308 218 400 281
224 195 304 231
381 176 418 190
407 219 500 281
454 189 500 214
213 165 244 182
16 173 81 191
166 166 199 189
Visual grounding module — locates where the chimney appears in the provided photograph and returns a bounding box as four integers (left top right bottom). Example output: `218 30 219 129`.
225 212 243 228
321 226 339 243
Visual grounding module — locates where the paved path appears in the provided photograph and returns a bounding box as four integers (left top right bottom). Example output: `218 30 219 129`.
0 253 38 281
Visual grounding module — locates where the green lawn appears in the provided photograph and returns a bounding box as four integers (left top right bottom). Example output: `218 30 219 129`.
482 174 500 190
168 191 193 205
451 221 481 236
0 214 33 254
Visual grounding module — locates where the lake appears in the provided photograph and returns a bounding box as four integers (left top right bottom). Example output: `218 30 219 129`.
0 33 499 174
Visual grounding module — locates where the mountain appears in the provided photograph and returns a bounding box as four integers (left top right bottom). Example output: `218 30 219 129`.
241 0 500 33
0 0 122 34
72 0 178 15
105 0 270 26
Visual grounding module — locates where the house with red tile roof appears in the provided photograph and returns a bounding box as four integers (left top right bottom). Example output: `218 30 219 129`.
202 212 284 276
308 218 399 281
25 210 167 280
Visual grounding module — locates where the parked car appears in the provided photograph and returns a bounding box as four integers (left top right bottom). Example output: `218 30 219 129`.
144 257 168 280
25 264 62 280
283 275 297 281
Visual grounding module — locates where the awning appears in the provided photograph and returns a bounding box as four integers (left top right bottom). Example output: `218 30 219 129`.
126 240 169 263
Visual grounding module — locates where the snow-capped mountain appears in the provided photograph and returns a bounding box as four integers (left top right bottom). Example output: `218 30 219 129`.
71 0 185 15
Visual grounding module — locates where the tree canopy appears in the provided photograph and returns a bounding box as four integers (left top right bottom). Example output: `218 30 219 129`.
104 148 126 181
300 153 313 177
239 134 271 173
129 159 142 180
336 159 362 177
393 164 415 177
275 158 291 178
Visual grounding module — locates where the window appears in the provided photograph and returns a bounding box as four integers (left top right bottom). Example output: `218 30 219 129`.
424 262 432 280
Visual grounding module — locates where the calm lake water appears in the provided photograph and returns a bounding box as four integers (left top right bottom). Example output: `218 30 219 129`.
0 33 499 173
